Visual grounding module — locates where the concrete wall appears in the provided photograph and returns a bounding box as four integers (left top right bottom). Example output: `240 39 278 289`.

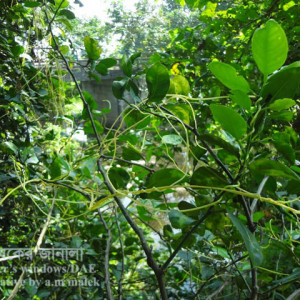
64 62 128 128
80 79 127 128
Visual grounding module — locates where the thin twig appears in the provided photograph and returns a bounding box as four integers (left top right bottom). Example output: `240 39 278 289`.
145 105 256 231
114 206 124 300
8 196 56 300
44 3 102 146
250 176 269 216
286 289 300 300
47 0 65 31
159 105 234 181
42 179 91 200
44 4 168 298
250 260 259 300
228 251 251 292
193 255 248 298
101 155 154 173
162 206 213 271
98 208 114 300
206 281 229 299
97 160 168 300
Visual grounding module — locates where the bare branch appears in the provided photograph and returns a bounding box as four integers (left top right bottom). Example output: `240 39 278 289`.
98 208 114 300
101 155 154 173
114 206 125 300
97 160 168 300
194 255 248 297
286 289 300 300
162 207 212 271
44 4 102 146
8 196 56 300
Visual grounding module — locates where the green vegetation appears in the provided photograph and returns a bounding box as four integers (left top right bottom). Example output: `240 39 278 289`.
0 0 299 299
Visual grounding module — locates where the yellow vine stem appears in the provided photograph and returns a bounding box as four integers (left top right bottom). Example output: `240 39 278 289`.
257 266 289 276
156 105 191 173
90 184 300 215
165 94 257 101
0 179 41 206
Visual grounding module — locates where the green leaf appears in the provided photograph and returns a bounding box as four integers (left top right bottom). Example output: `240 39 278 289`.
71 236 82 248
190 167 227 187
119 134 138 145
95 62 108 75
162 134 182 145
199 133 240 158
137 206 155 222
146 63 170 103
0 173 13 183
55 0 69 8
84 36 101 60
273 133 295 164
84 120 103 135
112 78 128 99
11 45 24 57
230 90 251 110
121 55 132 77
82 91 97 110
164 104 191 125
253 212 265 223
122 147 142 160
129 52 142 64
272 268 300 286
99 58 117 68
269 111 294 122
267 98 296 111
227 211 263 266
261 61 300 102
178 201 199 218
26 155 39 164
108 167 130 189
37 290 51 298
189 145 207 166
58 9 75 19
212 247 230 259
1 142 18 155
124 109 151 129
169 210 195 229
208 62 250 93
210 104 247 140
24 1 41 7
168 75 190 96
251 20 288 76
89 73 101 83
249 159 300 181
146 168 185 188
25 278 38 296
49 160 61 179
59 45 69 55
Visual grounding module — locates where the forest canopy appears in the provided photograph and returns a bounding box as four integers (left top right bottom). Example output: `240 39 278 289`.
0 0 299 299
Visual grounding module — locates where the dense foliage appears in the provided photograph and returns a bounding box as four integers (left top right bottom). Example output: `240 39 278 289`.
0 0 299 299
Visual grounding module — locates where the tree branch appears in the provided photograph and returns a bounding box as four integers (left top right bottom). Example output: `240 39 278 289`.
286 289 300 300
97 160 168 299
8 196 56 300
44 4 102 146
162 207 212 271
45 5 168 298
194 254 248 297
98 208 114 300
42 179 91 200
146 105 256 232
101 155 154 173
114 206 125 300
